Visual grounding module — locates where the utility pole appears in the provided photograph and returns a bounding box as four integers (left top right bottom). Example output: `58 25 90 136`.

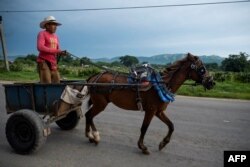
0 16 10 71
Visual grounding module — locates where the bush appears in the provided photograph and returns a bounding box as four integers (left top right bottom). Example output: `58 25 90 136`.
10 62 24 71
213 72 235 82
78 68 100 77
213 72 250 83
213 72 226 82
59 67 71 75
234 72 250 83
224 72 234 82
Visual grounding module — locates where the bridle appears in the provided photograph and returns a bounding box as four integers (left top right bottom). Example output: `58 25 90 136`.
188 57 207 83
161 54 214 89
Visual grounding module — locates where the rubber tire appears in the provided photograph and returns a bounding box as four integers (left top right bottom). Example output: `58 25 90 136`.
55 110 80 130
5 109 47 154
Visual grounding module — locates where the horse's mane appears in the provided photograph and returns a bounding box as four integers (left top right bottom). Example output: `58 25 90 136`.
87 53 197 85
163 54 191 83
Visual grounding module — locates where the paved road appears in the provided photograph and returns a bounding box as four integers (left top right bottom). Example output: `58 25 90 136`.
0 84 250 167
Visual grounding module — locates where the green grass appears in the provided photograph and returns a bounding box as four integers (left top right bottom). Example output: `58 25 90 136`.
178 81 250 100
0 70 86 82
1 69 250 100
0 70 39 82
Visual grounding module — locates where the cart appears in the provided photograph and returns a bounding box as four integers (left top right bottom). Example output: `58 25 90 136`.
3 80 86 154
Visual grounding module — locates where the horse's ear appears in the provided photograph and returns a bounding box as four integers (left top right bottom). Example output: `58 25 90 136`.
187 53 195 61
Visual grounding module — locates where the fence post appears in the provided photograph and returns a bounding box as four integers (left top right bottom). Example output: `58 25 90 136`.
0 16 10 71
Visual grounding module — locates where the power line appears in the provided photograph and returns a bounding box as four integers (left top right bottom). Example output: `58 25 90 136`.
0 0 250 13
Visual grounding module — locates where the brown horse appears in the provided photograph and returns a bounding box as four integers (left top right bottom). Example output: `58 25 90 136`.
85 53 215 154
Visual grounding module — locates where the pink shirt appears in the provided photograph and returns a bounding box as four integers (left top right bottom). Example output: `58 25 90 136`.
37 30 61 69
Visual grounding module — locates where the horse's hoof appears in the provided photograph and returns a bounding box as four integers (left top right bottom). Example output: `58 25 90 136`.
142 149 150 155
89 138 99 145
94 140 99 146
89 138 95 143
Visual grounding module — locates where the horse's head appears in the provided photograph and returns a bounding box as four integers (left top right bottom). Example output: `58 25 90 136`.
186 53 215 90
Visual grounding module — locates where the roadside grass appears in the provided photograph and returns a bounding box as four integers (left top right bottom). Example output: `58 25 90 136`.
0 68 85 82
178 81 250 100
0 69 249 100
0 70 39 82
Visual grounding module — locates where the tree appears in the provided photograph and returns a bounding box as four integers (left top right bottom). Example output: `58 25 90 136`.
205 63 219 71
26 54 37 61
111 61 122 67
14 54 37 66
221 52 249 72
80 57 91 65
61 55 74 63
119 55 139 67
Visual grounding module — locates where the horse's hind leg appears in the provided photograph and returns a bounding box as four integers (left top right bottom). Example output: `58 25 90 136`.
85 108 95 143
156 111 174 151
137 110 155 155
85 98 107 145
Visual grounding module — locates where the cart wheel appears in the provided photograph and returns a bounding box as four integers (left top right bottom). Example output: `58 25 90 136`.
5 109 47 154
55 110 81 130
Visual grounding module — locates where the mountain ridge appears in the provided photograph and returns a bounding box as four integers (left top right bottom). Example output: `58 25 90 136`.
5 53 224 65
92 53 224 65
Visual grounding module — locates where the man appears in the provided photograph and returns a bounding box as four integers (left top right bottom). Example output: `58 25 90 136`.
37 16 66 83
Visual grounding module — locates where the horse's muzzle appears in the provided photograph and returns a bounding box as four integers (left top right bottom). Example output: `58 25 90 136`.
202 76 215 90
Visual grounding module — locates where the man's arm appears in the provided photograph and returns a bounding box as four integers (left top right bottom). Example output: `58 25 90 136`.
37 32 61 54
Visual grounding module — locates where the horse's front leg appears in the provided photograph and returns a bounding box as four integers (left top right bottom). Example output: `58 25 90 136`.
138 110 155 155
156 111 174 150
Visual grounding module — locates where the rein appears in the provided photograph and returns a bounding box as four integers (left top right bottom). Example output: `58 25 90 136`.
66 52 202 88
66 52 111 71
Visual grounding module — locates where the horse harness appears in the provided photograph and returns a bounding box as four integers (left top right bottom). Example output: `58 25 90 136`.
88 66 154 110
188 58 207 83
88 65 174 111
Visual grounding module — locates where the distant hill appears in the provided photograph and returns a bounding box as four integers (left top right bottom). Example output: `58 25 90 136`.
92 53 224 65
6 53 224 65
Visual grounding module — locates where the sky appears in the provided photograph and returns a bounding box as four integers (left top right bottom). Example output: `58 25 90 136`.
0 0 250 59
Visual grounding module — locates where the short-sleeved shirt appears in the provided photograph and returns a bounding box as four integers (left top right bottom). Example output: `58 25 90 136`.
37 30 61 70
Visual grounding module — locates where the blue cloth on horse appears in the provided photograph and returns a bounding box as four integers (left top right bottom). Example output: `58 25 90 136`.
128 66 175 103
150 72 175 103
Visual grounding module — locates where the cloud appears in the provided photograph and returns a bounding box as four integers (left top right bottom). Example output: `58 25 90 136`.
0 0 250 58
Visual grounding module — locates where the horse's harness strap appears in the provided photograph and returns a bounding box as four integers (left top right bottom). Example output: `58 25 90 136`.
136 86 143 111
109 72 119 93
89 71 135 93
89 71 107 93
92 71 106 83
89 71 143 111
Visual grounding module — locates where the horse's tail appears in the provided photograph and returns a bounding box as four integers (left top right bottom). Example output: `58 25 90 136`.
84 74 95 112
87 95 92 109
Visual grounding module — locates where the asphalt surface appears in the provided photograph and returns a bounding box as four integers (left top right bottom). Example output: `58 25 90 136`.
0 83 250 167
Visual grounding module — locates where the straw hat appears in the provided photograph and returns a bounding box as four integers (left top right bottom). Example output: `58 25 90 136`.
40 16 62 29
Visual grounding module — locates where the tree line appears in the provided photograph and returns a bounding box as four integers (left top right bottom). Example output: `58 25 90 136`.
6 52 250 73
2 52 249 82
205 52 250 72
